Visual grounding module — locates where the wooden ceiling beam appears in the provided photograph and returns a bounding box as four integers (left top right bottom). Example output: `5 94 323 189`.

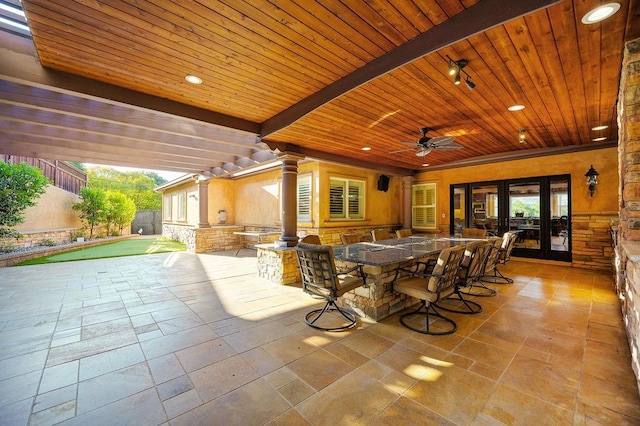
0 141 207 174
267 141 411 176
260 0 562 137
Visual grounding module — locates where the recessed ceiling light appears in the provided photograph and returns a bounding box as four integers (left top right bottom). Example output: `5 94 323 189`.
591 125 609 131
581 3 620 24
361 147 371 151
185 75 202 85
593 137 608 141
422 163 429 167
508 104 525 112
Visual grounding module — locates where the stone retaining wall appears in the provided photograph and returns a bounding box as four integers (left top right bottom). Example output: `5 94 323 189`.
0 234 137 267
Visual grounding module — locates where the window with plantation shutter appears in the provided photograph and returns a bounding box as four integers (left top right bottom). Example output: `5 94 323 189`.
297 174 311 222
412 183 436 229
329 177 365 220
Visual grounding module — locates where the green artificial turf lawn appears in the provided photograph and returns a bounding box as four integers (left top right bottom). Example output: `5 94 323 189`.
15 238 186 265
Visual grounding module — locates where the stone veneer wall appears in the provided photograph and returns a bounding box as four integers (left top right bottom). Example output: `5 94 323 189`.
162 224 244 253
616 38 640 394
571 212 617 271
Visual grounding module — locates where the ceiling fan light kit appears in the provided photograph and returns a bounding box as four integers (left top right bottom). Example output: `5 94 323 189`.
389 127 464 157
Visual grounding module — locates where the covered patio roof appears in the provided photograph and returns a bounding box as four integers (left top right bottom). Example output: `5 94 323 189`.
1 1 638 176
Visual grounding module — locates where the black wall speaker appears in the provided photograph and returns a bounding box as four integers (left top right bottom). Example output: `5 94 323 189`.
377 174 390 192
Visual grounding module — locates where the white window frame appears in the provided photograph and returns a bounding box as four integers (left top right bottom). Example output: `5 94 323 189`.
412 183 437 229
162 194 172 220
177 191 187 222
329 177 365 220
297 174 312 222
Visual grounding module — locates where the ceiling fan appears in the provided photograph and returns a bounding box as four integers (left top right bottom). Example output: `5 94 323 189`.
389 127 463 157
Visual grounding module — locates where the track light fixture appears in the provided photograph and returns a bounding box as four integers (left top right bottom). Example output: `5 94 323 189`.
445 55 476 91
465 76 476 90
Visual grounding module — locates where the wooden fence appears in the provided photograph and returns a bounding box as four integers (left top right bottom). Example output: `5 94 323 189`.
1 155 87 194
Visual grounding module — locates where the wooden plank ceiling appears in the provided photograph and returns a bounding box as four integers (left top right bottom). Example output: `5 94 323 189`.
1 0 638 176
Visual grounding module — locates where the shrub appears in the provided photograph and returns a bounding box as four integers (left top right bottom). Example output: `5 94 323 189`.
0 240 16 254
40 239 57 247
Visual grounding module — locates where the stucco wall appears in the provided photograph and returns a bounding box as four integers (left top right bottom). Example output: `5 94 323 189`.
207 179 236 225
233 167 282 226
15 185 82 231
317 162 401 228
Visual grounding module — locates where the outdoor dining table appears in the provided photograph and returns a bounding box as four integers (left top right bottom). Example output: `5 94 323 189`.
333 235 479 267
331 235 481 321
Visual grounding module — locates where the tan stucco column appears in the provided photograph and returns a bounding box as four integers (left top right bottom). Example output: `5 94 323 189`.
276 155 301 247
196 177 210 228
401 175 414 229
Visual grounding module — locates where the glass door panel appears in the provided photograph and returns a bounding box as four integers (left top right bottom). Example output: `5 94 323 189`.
508 181 541 252
471 184 499 236
549 178 570 257
451 185 466 235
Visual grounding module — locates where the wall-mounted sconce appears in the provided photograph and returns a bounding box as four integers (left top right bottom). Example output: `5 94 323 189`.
445 55 476 90
585 165 599 197
518 129 527 144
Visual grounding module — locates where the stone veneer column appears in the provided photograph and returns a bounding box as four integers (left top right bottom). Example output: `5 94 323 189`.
401 175 414 230
616 38 640 394
275 155 301 247
196 177 210 228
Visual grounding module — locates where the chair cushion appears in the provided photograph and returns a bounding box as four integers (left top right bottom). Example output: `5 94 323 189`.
337 274 364 296
394 276 452 302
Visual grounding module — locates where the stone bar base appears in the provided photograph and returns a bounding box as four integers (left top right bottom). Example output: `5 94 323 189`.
256 245 300 285
338 261 420 321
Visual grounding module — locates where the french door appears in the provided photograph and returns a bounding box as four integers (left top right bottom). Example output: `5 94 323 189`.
450 175 571 262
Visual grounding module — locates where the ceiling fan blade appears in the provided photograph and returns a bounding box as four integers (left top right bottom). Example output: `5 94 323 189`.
388 147 415 154
429 136 456 145
433 143 464 150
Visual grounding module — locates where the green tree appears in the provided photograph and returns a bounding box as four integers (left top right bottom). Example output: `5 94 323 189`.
143 171 168 186
73 187 107 239
0 162 50 239
104 191 137 235
68 161 86 171
88 167 162 210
